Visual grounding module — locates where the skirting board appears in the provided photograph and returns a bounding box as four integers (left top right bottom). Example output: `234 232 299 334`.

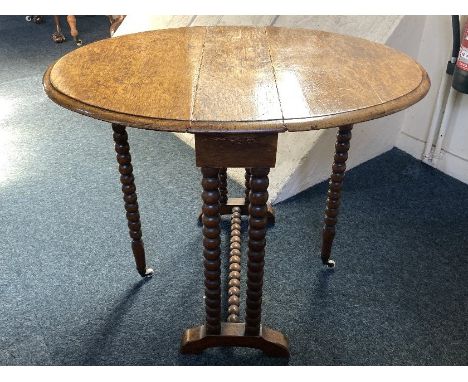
397 131 468 185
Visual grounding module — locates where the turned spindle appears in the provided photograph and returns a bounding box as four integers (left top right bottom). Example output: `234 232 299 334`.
245 167 270 336
227 206 242 323
112 124 153 277
201 167 222 335
321 124 353 268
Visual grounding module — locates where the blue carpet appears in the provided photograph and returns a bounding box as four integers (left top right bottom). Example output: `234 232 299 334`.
0 16 467 365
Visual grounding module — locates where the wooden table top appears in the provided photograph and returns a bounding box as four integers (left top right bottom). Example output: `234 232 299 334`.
43 26 430 133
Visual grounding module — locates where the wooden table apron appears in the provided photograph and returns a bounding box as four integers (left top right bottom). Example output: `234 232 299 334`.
42 26 430 358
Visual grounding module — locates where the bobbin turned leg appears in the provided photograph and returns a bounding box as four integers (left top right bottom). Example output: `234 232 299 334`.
321 124 353 268
200 167 222 335
112 123 153 277
245 168 269 336
198 168 227 224
245 168 275 225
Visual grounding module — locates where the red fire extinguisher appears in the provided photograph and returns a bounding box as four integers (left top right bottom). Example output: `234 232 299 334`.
452 16 468 94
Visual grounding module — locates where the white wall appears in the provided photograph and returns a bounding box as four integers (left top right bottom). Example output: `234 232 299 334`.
396 15 468 185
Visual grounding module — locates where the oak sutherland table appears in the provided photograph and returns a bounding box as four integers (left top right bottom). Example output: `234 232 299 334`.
43 26 430 357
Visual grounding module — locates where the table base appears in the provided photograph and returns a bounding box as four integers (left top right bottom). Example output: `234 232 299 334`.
185 133 290 357
181 323 289 357
109 128 353 358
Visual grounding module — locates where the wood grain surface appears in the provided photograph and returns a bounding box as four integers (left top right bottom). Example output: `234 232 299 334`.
43 26 430 133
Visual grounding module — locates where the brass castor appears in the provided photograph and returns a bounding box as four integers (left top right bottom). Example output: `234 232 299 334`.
139 267 154 278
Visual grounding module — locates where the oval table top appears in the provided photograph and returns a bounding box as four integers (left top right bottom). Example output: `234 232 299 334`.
43 26 430 133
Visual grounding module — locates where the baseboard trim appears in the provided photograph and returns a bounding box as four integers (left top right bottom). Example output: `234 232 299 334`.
396 133 468 185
